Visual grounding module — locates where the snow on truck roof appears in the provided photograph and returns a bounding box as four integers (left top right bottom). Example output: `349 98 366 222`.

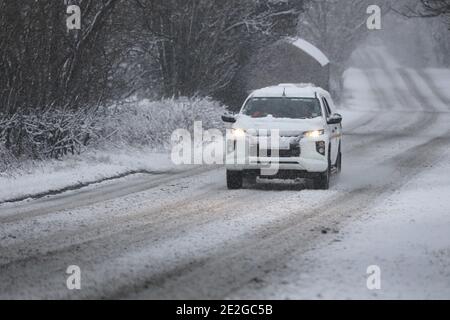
250 83 328 99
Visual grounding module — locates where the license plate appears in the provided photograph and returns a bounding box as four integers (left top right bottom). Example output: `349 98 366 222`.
256 137 290 150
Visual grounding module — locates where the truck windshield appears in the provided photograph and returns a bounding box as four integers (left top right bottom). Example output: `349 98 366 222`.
242 97 322 119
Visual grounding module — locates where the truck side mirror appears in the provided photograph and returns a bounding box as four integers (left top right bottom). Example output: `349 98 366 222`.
327 113 342 125
222 115 237 123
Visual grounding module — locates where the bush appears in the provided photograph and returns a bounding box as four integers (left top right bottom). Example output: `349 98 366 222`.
96 97 226 150
0 109 98 160
0 97 226 170
0 144 16 173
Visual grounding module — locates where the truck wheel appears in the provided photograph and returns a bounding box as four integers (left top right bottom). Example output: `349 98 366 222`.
227 170 243 189
336 145 342 174
245 174 257 185
313 147 331 190
313 169 330 190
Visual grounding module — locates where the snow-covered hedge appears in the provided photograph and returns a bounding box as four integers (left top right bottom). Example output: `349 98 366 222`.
0 97 226 172
0 144 16 173
96 97 226 150
0 109 99 160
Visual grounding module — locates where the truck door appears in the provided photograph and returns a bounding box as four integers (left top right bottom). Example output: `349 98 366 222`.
322 97 339 164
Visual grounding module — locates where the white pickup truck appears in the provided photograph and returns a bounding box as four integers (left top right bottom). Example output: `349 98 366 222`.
222 83 343 190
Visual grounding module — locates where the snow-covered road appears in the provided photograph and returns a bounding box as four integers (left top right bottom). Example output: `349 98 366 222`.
1 47 450 299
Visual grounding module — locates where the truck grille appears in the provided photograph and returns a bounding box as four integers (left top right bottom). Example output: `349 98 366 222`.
250 144 301 158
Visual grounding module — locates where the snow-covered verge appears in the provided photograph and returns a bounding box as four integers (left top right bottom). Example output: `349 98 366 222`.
231 145 450 300
314 151 450 299
0 97 225 203
0 150 177 203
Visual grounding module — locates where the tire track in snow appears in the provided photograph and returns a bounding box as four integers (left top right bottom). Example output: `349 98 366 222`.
346 48 440 149
416 69 450 110
0 172 260 264
344 67 436 155
0 165 219 224
126 131 450 300
397 69 441 118
0 169 168 205
0 183 274 298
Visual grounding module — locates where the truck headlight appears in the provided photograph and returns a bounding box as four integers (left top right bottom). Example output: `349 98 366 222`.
304 129 325 138
231 128 246 138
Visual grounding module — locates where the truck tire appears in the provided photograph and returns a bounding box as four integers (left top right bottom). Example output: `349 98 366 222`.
244 172 258 185
313 146 331 190
313 169 330 190
336 144 342 174
227 170 243 189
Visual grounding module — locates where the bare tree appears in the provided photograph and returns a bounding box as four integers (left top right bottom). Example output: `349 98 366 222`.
392 0 450 65
131 0 305 98
391 0 450 23
0 0 124 157
0 0 305 159
297 0 392 96
0 0 124 114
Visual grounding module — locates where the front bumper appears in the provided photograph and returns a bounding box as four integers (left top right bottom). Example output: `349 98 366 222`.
225 157 328 173
225 136 329 174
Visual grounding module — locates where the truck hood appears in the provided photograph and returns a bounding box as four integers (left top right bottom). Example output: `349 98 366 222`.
234 115 325 136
